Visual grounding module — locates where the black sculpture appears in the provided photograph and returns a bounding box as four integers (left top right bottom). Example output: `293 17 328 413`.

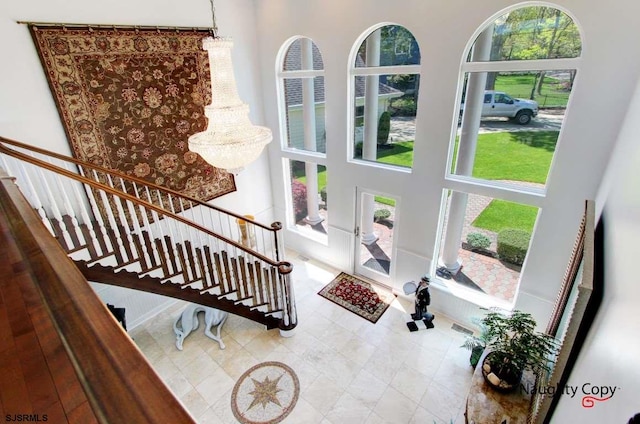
411 276 434 323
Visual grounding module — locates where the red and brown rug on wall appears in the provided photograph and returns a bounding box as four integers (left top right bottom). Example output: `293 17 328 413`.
28 25 236 202
318 272 396 323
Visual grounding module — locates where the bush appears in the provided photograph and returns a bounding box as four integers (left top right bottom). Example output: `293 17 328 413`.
377 111 391 145
320 185 327 206
291 180 307 221
354 142 363 158
374 208 391 222
467 232 491 250
497 228 531 265
389 96 417 116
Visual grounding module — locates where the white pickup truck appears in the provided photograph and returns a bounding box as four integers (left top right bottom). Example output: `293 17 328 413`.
461 90 539 125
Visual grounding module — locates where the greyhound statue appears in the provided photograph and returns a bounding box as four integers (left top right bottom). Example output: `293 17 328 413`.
173 304 228 351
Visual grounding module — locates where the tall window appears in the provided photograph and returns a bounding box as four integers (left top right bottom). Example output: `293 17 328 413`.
437 6 582 305
278 38 328 241
350 25 421 170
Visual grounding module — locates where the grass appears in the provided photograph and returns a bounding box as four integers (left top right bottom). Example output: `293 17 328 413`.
471 131 558 184
293 130 557 233
472 200 538 233
493 73 571 108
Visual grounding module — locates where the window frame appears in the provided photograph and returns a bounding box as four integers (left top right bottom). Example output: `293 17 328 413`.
347 24 421 172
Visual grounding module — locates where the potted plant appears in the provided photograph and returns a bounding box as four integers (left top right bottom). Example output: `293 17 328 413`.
477 310 558 392
461 317 489 368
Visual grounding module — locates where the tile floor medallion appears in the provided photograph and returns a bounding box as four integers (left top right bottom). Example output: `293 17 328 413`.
231 361 299 424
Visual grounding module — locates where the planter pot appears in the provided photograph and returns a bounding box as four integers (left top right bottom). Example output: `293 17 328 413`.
481 351 523 393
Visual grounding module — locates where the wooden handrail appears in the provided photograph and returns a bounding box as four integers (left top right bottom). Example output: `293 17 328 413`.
0 138 290 268
0 136 276 231
0 170 196 423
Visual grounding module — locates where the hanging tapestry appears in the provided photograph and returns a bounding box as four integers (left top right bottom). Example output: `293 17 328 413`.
29 25 236 202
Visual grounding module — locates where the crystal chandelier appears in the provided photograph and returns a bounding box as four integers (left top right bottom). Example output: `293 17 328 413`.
188 0 272 174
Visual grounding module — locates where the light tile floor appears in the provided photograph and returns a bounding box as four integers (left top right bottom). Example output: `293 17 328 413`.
130 251 474 423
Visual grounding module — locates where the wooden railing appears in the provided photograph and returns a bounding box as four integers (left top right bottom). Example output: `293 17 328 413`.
0 170 196 423
0 136 297 331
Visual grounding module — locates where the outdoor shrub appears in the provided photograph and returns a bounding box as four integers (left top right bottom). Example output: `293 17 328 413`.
291 180 307 221
374 208 391 222
497 228 531 265
467 232 491 250
389 96 417 116
354 142 363 158
377 111 391 145
320 185 327 206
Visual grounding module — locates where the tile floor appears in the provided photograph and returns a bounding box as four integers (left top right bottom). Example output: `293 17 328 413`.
130 251 475 423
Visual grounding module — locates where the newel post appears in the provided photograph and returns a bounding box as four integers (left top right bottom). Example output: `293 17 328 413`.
271 221 283 262
277 261 297 337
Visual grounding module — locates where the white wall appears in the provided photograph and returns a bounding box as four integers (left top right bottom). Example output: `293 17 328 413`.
551 77 640 423
0 0 275 326
256 0 640 328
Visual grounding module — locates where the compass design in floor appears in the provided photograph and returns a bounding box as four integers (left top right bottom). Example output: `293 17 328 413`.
231 361 300 424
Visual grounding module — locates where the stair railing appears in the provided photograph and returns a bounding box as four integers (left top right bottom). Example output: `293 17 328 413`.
0 136 296 331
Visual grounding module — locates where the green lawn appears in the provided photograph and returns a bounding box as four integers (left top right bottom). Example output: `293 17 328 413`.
494 73 570 108
293 131 556 233
471 200 538 233
471 131 558 184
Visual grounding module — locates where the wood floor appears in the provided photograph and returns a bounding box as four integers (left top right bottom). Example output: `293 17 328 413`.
0 208 99 422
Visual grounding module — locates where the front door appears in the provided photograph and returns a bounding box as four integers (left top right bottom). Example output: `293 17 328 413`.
354 187 398 285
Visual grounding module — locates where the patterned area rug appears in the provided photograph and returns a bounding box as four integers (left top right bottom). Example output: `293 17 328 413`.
29 25 236 202
318 272 396 323
231 361 299 424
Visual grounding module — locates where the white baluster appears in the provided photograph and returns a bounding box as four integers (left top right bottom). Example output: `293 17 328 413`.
94 171 129 262
120 179 152 269
36 166 74 248
80 168 113 255
3 158 55 237
168 195 193 282
143 187 172 277
190 202 212 288
134 182 161 268
156 191 182 281
67 164 103 257
106 175 138 266
51 162 86 248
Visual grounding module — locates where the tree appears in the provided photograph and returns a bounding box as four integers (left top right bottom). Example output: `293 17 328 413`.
479 6 581 94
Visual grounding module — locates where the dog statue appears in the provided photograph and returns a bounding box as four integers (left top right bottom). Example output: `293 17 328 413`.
173 304 228 351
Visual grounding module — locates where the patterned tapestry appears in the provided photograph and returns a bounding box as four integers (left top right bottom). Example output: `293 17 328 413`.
29 25 236 201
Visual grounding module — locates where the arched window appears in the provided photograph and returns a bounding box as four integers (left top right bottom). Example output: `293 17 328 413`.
349 25 421 169
437 6 582 306
453 5 581 189
277 37 328 241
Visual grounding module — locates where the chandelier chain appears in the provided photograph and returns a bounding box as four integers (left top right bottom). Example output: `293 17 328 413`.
209 0 218 37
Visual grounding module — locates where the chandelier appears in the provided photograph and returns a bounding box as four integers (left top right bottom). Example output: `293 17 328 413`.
188 0 272 174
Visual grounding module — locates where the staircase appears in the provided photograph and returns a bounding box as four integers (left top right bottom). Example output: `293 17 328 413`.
0 136 296 331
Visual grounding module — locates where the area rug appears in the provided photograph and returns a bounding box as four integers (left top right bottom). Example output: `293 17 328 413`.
231 361 299 424
29 25 236 203
318 272 396 323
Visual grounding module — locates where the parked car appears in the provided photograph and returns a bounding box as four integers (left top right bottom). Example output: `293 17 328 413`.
460 90 539 125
